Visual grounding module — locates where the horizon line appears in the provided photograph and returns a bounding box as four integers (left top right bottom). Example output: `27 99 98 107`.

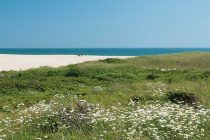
0 47 210 49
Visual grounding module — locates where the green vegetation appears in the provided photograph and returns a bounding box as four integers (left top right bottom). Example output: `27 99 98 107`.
0 52 210 140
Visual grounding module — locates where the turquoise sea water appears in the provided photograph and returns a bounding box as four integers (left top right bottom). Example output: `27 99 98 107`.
0 48 210 56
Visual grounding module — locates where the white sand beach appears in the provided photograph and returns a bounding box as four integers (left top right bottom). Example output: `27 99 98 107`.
0 54 132 71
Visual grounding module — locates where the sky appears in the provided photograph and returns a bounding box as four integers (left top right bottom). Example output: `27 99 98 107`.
0 0 210 48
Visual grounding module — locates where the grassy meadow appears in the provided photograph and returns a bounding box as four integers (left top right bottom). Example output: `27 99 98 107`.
0 52 210 140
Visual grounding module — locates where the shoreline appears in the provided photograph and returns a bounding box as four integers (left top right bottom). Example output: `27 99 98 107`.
0 54 133 71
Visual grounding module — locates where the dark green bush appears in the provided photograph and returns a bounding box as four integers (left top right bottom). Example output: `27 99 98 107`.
167 91 198 106
65 69 81 77
100 58 126 64
146 73 158 80
131 95 144 103
203 71 210 78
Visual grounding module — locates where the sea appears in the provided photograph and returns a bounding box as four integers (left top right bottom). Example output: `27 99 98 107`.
0 48 210 56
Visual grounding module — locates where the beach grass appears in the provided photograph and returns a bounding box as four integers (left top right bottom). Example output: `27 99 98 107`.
0 52 210 140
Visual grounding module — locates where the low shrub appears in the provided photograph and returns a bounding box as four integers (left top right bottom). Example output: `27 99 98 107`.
146 73 158 80
130 95 144 103
167 91 198 106
65 69 81 77
203 71 210 78
100 58 126 64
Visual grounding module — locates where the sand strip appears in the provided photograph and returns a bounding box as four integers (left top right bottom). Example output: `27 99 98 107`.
0 54 133 71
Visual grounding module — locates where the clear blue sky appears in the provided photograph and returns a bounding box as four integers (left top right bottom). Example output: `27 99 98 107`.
0 0 210 48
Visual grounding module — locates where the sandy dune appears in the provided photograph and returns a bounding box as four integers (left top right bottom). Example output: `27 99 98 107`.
0 54 132 71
